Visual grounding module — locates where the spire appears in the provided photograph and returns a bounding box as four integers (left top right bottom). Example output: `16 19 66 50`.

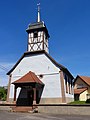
37 3 41 22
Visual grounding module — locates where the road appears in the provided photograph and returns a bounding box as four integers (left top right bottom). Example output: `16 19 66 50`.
0 111 90 120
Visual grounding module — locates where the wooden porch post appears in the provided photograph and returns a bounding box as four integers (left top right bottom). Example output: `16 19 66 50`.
33 88 36 105
13 85 17 103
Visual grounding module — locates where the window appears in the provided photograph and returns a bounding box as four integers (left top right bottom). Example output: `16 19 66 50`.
68 83 71 94
64 74 68 93
45 35 48 39
68 78 71 94
77 84 84 89
34 32 38 38
70 80 73 94
64 73 73 94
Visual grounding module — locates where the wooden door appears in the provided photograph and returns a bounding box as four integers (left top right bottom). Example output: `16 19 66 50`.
27 90 34 106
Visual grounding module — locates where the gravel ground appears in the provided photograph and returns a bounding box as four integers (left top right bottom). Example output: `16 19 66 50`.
0 111 90 120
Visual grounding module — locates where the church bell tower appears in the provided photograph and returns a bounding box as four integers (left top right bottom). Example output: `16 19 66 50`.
26 4 50 53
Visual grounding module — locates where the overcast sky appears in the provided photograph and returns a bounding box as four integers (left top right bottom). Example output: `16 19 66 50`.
0 0 90 85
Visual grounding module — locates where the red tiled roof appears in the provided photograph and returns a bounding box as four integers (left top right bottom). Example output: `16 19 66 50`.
79 76 90 86
74 87 88 94
74 75 90 87
12 71 44 85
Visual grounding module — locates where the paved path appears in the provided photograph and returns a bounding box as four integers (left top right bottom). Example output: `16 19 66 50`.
0 111 90 120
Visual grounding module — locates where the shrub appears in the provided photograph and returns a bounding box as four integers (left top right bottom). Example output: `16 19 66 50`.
86 98 90 103
0 87 7 101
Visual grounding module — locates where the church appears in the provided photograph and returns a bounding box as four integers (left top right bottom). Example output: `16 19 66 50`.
6 5 74 106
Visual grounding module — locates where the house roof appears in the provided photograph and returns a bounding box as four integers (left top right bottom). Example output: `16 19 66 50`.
74 75 90 86
7 50 74 79
12 71 44 85
74 87 88 94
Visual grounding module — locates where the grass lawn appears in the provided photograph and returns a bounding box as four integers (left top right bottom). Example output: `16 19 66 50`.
69 101 87 105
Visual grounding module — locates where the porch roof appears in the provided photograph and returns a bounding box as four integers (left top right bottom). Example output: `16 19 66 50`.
12 71 44 85
74 87 88 94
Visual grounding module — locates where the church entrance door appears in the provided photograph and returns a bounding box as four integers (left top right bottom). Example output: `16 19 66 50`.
27 89 34 106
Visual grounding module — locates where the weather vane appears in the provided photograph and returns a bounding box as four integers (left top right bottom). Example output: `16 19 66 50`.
37 2 41 22
37 3 40 6
37 3 40 11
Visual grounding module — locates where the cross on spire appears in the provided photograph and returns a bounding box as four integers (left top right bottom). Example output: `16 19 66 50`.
37 3 41 22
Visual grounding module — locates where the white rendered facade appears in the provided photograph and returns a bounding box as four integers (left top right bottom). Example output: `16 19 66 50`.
9 54 61 99
7 52 74 104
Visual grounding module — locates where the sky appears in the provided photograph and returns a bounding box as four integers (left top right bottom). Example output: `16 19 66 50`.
0 0 90 86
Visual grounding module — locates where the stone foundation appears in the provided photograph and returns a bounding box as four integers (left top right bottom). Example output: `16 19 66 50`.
40 98 63 104
8 97 74 104
66 97 74 103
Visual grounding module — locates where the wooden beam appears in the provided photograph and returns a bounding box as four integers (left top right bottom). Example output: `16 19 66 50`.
60 71 66 103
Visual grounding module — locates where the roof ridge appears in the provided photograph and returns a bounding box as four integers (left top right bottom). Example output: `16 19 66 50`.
29 71 36 83
29 71 41 83
80 76 90 78
76 75 90 86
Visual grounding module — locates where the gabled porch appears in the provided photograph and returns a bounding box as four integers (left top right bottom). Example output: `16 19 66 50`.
12 71 44 112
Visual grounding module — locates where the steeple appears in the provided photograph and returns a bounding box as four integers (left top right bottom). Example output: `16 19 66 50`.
37 3 41 22
26 4 50 53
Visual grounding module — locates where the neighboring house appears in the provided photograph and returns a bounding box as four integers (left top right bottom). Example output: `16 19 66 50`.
3 86 8 90
6 5 74 106
74 75 90 101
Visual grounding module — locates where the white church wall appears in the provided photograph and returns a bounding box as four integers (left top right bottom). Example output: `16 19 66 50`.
9 84 21 98
9 53 61 99
41 73 61 98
